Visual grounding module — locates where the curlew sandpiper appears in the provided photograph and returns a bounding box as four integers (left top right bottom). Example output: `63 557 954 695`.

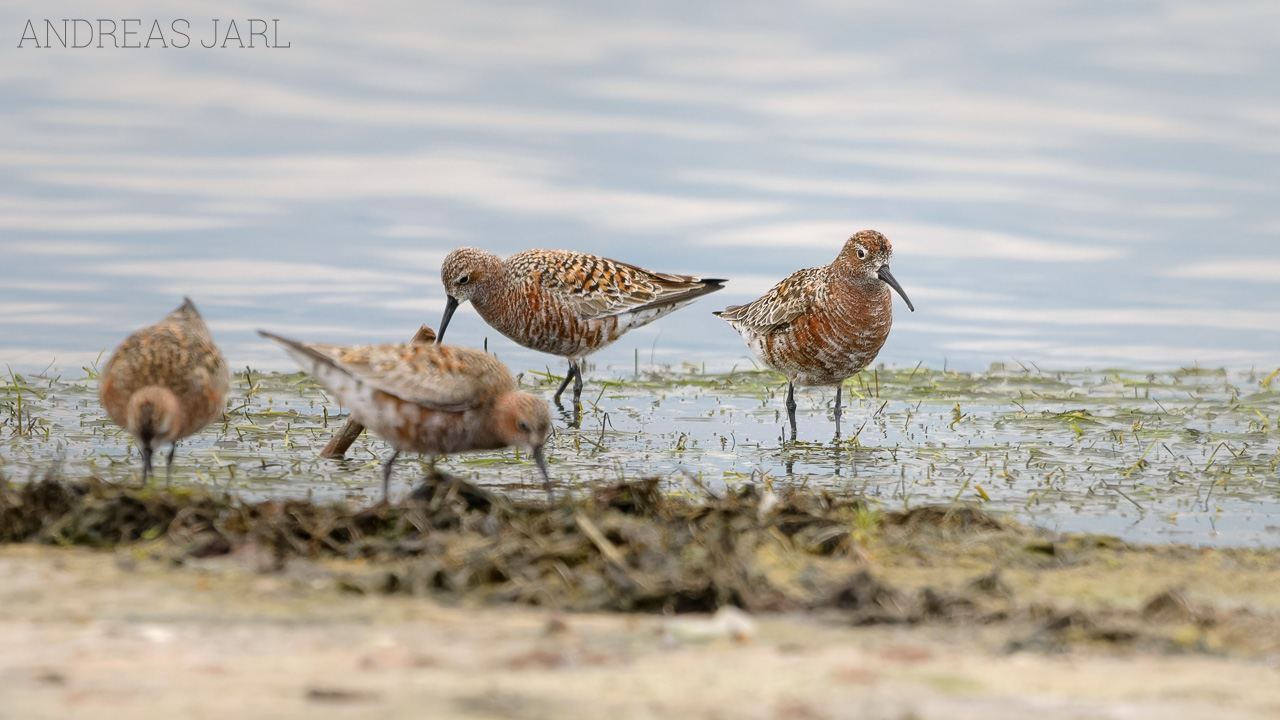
259 331 553 500
714 230 913 438
436 248 725 408
99 298 230 482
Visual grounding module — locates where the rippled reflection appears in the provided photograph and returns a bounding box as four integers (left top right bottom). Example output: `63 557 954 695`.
1 0 1277 374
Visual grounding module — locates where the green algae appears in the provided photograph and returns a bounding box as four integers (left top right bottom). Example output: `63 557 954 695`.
2 363 1278 545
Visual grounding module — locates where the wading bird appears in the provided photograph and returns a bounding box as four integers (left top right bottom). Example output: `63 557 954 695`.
715 230 913 438
99 298 229 482
260 331 553 500
436 247 725 408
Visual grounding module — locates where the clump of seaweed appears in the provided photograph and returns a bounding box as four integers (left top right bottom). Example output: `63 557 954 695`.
4 474 1280 656
0 474 980 615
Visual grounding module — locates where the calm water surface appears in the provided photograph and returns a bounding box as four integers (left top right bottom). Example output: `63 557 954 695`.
1 0 1277 373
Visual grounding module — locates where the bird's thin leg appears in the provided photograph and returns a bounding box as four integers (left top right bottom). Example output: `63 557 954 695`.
785 381 798 441
834 384 843 438
572 360 585 407
381 450 401 502
141 446 154 486
553 364 578 405
165 443 177 487
555 403 580 429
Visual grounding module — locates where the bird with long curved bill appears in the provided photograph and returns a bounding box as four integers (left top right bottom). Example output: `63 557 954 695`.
714 230 914 439
260 331 554 501
435 247 725 409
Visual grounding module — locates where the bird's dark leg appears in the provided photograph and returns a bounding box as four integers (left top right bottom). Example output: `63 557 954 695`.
555 403 581 430
141 446 154 486
785 381 798 441
553 363 578 405
834 384 843 438
165 443 177 487
381 450 401 502
572 360 584 407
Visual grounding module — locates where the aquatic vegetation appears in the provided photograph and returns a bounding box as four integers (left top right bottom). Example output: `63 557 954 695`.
1 362 1277 545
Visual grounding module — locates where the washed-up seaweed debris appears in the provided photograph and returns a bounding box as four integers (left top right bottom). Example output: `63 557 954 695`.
0 474 989 615
3 474 1280 658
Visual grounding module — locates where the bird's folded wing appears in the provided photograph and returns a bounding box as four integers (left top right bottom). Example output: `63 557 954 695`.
716 267 823 330
261 332 513 411
526 251 725 320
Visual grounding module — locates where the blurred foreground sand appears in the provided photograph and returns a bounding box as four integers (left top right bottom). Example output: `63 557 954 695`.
2 545 1278 720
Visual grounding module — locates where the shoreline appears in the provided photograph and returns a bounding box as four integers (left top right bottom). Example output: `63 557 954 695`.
4 533 1279 719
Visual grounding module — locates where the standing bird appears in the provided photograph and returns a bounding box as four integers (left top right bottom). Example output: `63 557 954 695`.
259 331 553 500
714 230 914 438
436 248 726 408
99 298 230 482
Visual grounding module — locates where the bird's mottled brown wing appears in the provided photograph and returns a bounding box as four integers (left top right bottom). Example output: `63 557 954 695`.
509 249 724 320
100 299 230 439
261 332 513 411
715 266 827 331
102 313 228 399
170 299 230 398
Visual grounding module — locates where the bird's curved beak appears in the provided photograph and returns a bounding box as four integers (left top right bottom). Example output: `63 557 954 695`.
436 295 460 344
533 444 553 499
877 265 915 312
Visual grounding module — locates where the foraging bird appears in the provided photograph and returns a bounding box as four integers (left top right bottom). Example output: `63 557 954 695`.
436 247 725 407
714 230 914 438
259 331 554 500
99 298 230 482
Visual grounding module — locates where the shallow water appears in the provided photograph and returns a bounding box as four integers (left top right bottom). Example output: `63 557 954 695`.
4 364 1277 547
2 3 1278 547
1 0 1278 374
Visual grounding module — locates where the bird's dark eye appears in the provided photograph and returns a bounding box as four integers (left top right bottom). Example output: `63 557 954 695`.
517 421 530 433
856 247 867 260
456 274 471 285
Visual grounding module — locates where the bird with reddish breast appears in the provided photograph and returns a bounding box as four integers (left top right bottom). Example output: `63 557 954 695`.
715 230 914 438
99 298 230 482
435 247 725 409
259 331 553 500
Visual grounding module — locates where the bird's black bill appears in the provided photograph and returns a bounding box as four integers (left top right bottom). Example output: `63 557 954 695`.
436 295 460 344
533 445 553 498
877 265 915 312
